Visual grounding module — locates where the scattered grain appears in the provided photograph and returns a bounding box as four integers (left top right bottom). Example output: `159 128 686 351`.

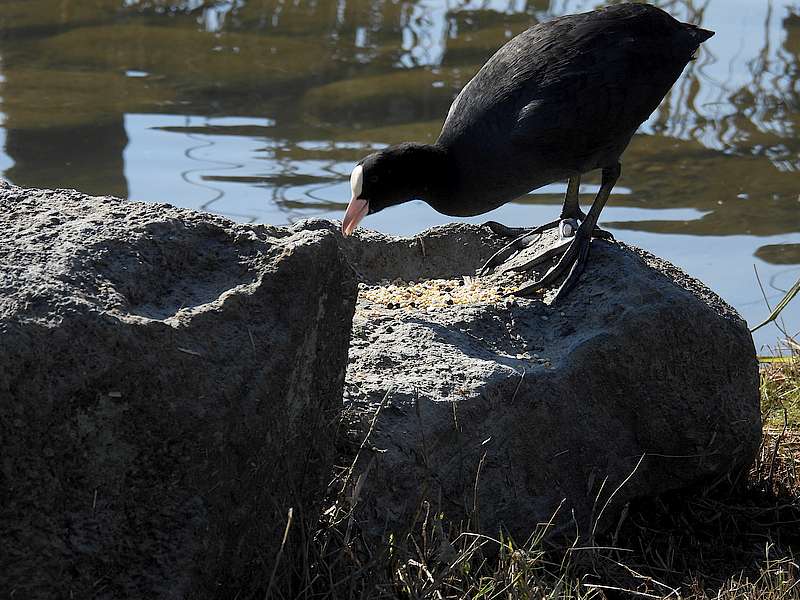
359 274 524 310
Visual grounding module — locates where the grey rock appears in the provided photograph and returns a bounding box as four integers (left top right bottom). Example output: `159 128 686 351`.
340 222 760 544
0 182 357 599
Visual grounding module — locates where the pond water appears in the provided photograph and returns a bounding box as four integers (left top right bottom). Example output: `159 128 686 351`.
0 0 798 350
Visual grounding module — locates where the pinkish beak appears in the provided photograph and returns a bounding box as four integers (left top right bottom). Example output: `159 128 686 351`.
342 197 369 236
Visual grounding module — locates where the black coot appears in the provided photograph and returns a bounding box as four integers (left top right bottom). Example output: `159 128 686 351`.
342 3 714 301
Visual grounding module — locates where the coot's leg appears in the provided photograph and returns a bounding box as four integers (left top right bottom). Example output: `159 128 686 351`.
513 162 621 301
560 174 613 241
560 175 586 221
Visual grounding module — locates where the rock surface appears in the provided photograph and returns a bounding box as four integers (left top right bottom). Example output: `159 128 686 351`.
0 183 357 599
340 222 760 544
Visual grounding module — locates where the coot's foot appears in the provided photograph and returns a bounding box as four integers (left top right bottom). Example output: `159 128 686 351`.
479 219 561 275
483 220 561 239
479 219 613 276
494 162 621 303
512 223 596 302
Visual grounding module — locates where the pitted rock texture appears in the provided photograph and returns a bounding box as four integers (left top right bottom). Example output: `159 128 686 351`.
340 222 760 544
0 182 357 599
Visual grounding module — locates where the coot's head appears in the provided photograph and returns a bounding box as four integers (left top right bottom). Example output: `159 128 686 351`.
341 143 450 236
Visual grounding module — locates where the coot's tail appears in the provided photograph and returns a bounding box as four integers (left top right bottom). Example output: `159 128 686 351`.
681 23 714 60
686 24 715 43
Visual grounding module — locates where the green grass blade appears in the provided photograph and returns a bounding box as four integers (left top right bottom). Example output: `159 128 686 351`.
751 276 800 333
758 356 797 364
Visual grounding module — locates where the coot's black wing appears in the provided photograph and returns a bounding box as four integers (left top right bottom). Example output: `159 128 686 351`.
439 4 711 172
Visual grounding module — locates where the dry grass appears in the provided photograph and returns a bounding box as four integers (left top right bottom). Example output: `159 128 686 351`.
275 352 800 600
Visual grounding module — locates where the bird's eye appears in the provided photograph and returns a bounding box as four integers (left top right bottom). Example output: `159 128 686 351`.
369 175 379 184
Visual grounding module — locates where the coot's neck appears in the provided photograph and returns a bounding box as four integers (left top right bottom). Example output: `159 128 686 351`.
402 143 458 208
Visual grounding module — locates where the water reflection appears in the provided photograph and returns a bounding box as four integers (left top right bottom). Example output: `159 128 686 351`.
0 0 798 347
5 120 129 198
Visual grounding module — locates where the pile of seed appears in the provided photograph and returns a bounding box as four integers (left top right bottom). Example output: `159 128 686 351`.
359 274 523 310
